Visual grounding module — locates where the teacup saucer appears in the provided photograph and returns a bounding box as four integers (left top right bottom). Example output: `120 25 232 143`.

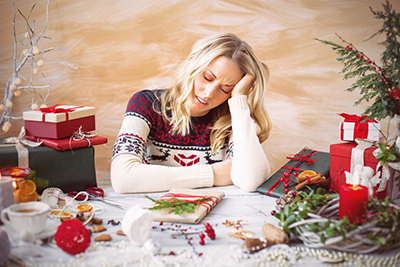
2 218 60 244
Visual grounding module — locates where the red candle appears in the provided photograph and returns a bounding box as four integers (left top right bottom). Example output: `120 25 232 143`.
339 183 369 224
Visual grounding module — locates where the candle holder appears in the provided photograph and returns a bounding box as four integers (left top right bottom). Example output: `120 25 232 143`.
0 167 33 203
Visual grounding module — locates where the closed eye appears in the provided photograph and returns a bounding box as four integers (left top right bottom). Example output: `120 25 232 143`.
220 88 229 94
203 75 211 82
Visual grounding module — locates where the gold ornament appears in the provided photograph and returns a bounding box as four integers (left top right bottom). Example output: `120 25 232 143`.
2 122 11 132
37 59 44 67
13 90 21 97
9 84 17 91
33 68 39 75
31 103 39 110
14 77 22 85
32 46 40 55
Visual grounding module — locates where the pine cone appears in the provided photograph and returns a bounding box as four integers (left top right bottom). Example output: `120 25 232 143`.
275 190 297 212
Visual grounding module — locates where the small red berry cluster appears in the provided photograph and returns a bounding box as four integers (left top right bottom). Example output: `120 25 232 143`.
279 171 298 194
152 221 216 257
345 44 390 84
204 222 215 241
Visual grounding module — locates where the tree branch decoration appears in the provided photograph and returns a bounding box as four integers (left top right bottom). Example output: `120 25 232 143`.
0 0 53 134
315 0 400 122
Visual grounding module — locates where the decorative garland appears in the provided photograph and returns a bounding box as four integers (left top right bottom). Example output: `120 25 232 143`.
273 187 400 253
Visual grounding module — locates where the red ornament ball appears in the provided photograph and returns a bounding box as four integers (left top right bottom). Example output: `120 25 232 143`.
284 188 289 194
55 219 91 255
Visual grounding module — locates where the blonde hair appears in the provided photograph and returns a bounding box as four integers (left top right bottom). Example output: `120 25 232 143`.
159 33 272 153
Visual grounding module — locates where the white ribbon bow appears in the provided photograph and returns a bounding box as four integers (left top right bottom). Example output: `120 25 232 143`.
2 126 42 168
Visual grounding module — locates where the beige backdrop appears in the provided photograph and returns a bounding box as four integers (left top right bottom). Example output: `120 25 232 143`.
0 0 398 183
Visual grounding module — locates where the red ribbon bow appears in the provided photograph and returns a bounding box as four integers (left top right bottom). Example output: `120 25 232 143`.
159 193 219 214
266 149 319 196
338 113 378 140
337 113 377 123
39 104 83 122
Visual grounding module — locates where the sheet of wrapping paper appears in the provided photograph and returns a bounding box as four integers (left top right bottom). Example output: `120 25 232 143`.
150 188 225 224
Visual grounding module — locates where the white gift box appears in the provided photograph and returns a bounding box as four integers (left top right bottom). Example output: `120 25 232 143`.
340 121 380 142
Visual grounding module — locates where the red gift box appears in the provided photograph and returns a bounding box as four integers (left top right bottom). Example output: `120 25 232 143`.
330 142 388 199
338 113 380 142
23 105 96 139
25 135 108 151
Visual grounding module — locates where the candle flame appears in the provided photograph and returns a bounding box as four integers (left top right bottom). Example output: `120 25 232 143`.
353 171 360 186
12 179 17 190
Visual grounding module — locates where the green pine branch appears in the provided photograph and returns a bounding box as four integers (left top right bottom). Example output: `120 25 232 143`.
24 169 49 189
145 195 211 215
315 0 400 121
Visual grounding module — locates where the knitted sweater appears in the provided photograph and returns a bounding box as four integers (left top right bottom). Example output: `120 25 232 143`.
111 89 270 193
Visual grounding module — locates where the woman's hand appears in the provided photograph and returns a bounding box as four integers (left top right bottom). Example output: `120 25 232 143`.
231 74 254 98
211 159 233 186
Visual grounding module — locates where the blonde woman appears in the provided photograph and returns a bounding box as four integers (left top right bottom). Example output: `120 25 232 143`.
111 33 272 193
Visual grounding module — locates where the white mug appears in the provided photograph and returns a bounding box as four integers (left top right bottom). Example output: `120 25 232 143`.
0 176 14 224
1 202 49 235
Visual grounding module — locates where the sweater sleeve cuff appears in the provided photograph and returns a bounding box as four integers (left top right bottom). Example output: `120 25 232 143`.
196 165 214 188
228 95 248 111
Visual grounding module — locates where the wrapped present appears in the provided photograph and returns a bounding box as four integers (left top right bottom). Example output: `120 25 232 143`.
149 188 225 224
329 141 399 200
256 148 331 198
23 105 96 139
25 135 108 151
372 146 400 200
338 113 380 142
0 138 97 194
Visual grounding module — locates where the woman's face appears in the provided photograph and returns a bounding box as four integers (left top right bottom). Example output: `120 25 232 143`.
189 56 244 117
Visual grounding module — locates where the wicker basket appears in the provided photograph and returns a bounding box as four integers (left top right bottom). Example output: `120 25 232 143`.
288 197 400 253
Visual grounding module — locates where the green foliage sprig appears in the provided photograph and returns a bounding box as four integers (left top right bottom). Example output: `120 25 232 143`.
274 187 400 248
24 169 49 189
315 0 400 121
145 195 211 215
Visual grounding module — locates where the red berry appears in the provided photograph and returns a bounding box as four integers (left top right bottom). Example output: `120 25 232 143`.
284 178 290 183
284 188 289 194
283 172 290 177
199 233 205 239
208 233 216 240
199 239 205 245
356 54 360 57
159 221 163 225
204 223 210 228
280 177 284 182
293 172 298 177
271 210 276 215
198 253 203 257
284 183 289 188
169 251 176 255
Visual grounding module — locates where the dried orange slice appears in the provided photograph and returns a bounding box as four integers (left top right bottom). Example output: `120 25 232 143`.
19 180 36 196
298 170 317 178
19 191 38 202
76 204 93 212
50 210 73 219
